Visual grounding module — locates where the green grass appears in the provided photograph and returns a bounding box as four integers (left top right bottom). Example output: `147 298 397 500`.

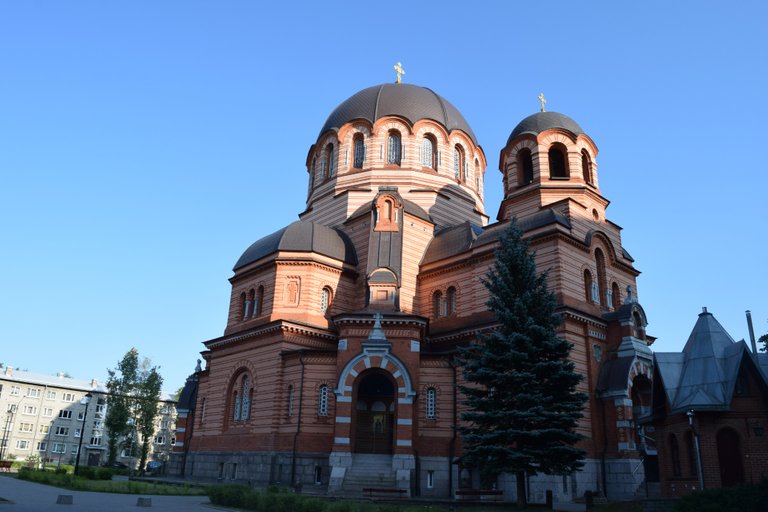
16 468 205 496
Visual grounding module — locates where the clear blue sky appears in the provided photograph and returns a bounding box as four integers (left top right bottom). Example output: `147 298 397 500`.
1 2 766 391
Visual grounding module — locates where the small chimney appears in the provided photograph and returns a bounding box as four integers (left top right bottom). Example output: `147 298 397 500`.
746 310 758 355
57 372 65 379
702 307 708 314
90 379 98 388
4 366 13 377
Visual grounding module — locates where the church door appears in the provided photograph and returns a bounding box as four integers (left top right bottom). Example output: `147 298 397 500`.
353 371 395 454
717 428 744 486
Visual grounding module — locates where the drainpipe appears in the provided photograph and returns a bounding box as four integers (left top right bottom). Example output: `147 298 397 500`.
746 310 759 356
291 351 306 487
599 397 608 499
448 356 458 498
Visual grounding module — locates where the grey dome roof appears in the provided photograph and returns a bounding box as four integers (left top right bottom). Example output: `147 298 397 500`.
234 221 357 271
507 111 584 144
319 83 478 144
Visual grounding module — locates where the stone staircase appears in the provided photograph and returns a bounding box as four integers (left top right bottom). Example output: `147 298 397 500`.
340 454 396 496
633 481 662 499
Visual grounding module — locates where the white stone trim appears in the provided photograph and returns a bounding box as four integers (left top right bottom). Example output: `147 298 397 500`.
334 437 350 444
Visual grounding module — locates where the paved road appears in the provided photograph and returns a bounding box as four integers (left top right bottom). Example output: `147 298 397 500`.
0 477 215 511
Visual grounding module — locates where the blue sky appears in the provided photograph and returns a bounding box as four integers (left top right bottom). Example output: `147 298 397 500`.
1 2 766 391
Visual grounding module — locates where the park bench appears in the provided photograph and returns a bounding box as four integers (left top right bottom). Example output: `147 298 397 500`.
362 487 407 499
455 489 503 501
0 461 12 472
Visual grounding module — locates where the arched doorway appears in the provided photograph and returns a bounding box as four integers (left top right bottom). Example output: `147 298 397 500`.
353 371 395 454
717 428 745 486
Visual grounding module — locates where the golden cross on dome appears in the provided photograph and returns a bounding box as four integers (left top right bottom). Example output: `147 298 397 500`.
394 62 405 84
538 92 547 112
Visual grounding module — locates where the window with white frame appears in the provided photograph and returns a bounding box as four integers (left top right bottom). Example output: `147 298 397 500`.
52 442 66 453
55 426 69 436
90 435 102 446
10 386 20 396
154 435 166 445
46 390 56 400
39 425 49 434
93 420 103 429
426 388 437 419
71 445 78 454
59 410 72 419
318 384 329 416
19 422 34 432
63 393 75 402
74 428 81 438
427 470 435 489
16 440 30 450
77 411 85 421
37 441 47 451
27 387 40 397
43 407 53 417
22 405 37 415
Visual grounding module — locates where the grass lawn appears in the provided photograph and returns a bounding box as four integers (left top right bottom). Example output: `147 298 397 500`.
15 469 206 496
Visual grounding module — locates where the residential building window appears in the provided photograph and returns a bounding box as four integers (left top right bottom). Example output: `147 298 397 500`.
16 440 30 450
46 390 56 400
318 385 329 416
22 405 37 415
55 426 69 436
387 131 401 165
27 387 40 397
52 443 66 453
519 148 534 185
63 393 75 402
37 441 47 451
421 135 437 169
43 407 53 417
446 287 456 316
353 134 365 168
19 422 34 433
59 410 72 419
426 388 436 419
39 425 49 434
77 411 85 421
155 435 166 445
71 445 78 454
10 386 20 396
90 435 102 446
549 144 568 178
74 428 81 438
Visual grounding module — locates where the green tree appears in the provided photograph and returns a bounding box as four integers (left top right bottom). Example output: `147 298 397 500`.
456 220 587 507
136 366 163 472
759 333 768 352
105 349 139 465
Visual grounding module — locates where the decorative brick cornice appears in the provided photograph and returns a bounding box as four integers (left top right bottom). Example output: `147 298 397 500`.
204 320 338 349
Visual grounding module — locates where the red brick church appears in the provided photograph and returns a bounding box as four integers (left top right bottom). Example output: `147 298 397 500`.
170 79 657 504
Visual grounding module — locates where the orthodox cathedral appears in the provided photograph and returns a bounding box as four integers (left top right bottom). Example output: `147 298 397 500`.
170 74 658 503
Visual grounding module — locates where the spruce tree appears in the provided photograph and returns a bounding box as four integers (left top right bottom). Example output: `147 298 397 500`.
457 219 587 507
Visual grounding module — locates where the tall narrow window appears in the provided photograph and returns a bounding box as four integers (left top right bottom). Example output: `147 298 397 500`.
582 150 593 184
473 159 480 186
685 431 696 478
233 391 240 421
353 135 365 168
670 434 682 477
549 145 568 178
255 286 264 316
318 385 329 416
387 131 401 165
239 293 247 321
320 287 331 314
595 249 607 307
421 135 436 169
453 145 465 180
611 282 620 310
246 289 255 318
241 376 251 420
519 148 534 185
584 270 593 303
326 144 335 177
426 388 436 419
446 287 456 316
432 291 443 319
633 311 644 339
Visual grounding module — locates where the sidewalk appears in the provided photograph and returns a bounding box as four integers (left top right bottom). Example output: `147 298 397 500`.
0 477 214 512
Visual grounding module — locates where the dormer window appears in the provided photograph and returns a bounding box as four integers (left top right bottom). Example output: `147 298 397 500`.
387 131 401 165
549 144 568 178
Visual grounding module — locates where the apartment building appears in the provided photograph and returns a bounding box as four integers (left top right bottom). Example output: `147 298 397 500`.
0 366 176 470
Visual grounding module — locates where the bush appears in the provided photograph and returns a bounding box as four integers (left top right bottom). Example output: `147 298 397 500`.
78 467 96 479
207 485 253 507
674 481 768 512
96 468 114 480
54 467 68 475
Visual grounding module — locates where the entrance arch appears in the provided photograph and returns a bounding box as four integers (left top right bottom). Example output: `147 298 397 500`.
353 370 395 454
717 427 744 486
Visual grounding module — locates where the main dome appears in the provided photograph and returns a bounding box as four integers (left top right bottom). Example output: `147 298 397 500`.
319 83 477 144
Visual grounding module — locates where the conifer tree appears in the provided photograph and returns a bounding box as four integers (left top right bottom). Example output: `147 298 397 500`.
457 219 587 507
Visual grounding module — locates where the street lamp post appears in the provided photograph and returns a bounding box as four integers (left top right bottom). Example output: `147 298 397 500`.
74 393 93 476
686 410 705 490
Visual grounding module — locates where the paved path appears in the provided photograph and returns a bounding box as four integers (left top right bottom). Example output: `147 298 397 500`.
0 477 215 512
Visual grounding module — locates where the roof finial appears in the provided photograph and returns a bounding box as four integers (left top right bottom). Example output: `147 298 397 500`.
394 62 405 84
538 92 547 112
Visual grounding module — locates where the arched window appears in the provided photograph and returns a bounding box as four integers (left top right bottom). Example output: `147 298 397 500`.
287 385 294 417
308 160 315 194
246 289 255 318
519 148 534 185
255 286 264 316
421 135 437 169
353 134 365 168
584 270 593 303
233 390 240 421
453 145 465 180
474 159 480 188
549 144 568 178
426 388 436 419
669 433 682 477
240 375 251 420
318 385 329 416
582 150 593 184
387 131 401 165
326 143 335 177
685 431 696 478
446 287 456 316
611 282 620 310
320 287 332 314
633 311 644 339
432 291 443 319
239 292 247 321
595 249 607 307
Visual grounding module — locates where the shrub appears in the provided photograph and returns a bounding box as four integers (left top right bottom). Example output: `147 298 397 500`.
674 481 768 512
207 484 253 507
54 467 68 475
78 467 96 480
96 468 114 480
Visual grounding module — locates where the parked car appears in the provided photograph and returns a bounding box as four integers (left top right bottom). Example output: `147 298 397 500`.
145 460 163 475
